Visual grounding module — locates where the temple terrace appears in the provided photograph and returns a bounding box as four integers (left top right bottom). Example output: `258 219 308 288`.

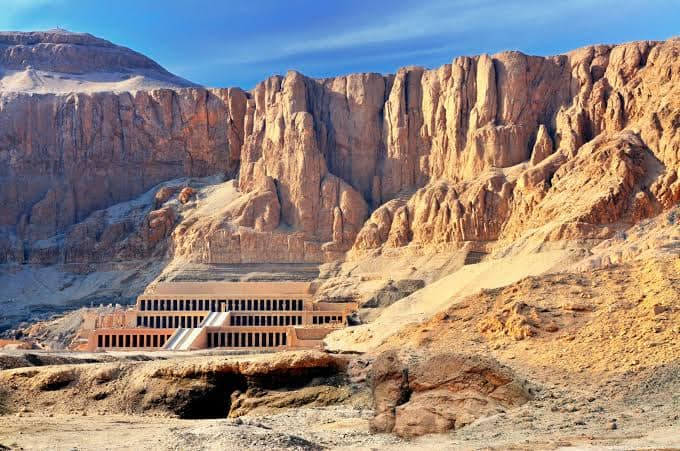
79 282 357 351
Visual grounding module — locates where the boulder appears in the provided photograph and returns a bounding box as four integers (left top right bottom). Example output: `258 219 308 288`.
369 351 531 437
178 187 196 204
154 186 178 208
368 350 410 433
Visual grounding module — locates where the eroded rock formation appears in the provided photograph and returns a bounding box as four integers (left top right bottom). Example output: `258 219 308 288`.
351 38 679 255
0 35 678 265
0 30 186 76
368 350 530 437
0 87 246 263
0 350 349 419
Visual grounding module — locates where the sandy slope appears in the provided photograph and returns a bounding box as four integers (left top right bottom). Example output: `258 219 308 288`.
324 247 586 352
365 256 680 449
0 176 246 333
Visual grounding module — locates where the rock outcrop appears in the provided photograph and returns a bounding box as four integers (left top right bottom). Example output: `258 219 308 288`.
0 29 186 76
0 350 349 419
351 38 680 254
0 34 678 266
502 131 660 243
478 300 560 340
368 350 530 437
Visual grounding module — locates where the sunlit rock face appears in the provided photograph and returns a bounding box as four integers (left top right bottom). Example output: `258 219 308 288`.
0 87 247 263
0 34 678 264
350 38 680 254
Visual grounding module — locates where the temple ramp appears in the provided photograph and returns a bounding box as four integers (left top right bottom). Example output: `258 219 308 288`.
164 328 189 350
163 328 204 351
201 311 228 327
164 313 225 350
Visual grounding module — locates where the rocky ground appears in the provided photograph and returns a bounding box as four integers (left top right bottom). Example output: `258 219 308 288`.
1 32 679 450
0 360 677 450
0 255 678 450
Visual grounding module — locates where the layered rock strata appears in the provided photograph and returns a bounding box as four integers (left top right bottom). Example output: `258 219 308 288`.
1 37 678 264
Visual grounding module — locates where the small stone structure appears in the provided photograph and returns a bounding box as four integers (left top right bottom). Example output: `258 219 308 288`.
81 282 356 351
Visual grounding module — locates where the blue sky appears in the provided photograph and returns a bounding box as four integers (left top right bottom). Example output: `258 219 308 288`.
2 0 678 89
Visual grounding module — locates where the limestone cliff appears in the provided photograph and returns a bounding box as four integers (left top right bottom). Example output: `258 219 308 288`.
0 34 678 265
350 38 679 255
0 88 247 263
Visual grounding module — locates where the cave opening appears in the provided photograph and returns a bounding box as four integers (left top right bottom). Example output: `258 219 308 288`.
166 365 345 420
172 372 248 420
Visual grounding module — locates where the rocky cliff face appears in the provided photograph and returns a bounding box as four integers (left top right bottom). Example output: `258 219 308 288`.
351 38 679 255
0 87 246 263
0 34 678 265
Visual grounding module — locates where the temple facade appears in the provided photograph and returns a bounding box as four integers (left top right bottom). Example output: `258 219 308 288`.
80 282 356 351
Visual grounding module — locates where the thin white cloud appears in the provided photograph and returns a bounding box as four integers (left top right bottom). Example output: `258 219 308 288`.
174 0 671 87
282 0 598 54
202 0 612 68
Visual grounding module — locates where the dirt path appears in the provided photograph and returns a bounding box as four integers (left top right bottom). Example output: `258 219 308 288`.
1 403 678 451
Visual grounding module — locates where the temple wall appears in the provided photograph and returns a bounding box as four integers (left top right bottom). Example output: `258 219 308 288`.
82 282 356 351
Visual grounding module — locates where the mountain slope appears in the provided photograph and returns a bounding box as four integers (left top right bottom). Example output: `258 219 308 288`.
0 29 195 93
0 33 678 331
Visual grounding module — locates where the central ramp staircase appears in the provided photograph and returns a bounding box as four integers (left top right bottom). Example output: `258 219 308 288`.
163 312 228 350
202 311 228 327
163 328 202 350
464 251 488 265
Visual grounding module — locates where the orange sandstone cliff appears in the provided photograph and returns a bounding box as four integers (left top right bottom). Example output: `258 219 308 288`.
0 34 678 266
